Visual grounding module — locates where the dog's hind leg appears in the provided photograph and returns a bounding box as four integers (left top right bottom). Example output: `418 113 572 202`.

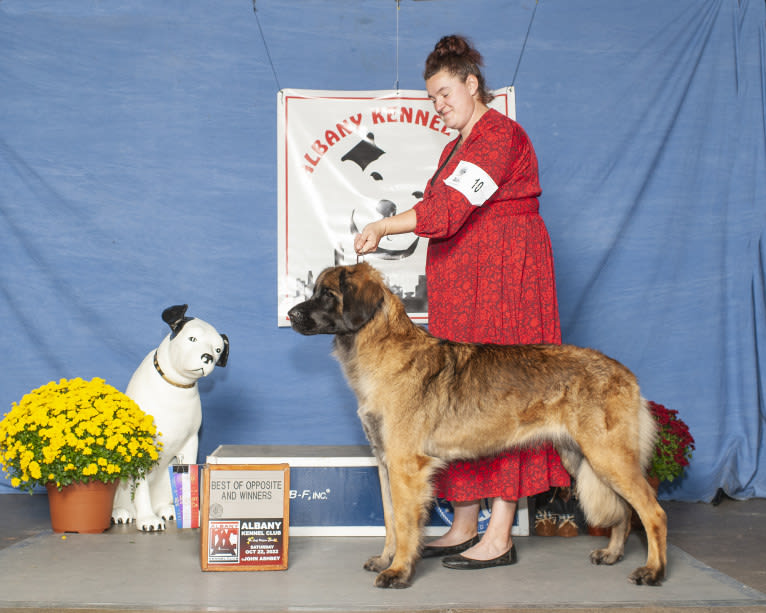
616 473 667 585
364 462 396 573
111 478 136 525
574 457 632 565
584 453 666 585
373 453 438 589
557 445 633 566
586 400 667 585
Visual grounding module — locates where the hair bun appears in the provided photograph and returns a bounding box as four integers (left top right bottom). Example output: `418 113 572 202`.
433 34 483 66
424 33 493 105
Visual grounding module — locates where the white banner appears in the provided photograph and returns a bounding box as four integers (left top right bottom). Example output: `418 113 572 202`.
277 87 515 326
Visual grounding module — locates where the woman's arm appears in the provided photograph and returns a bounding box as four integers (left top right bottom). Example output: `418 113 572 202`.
354 208 417 255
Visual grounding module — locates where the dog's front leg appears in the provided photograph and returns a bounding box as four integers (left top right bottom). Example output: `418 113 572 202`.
364 461 396 573
373 453 436 589
133 478 166 531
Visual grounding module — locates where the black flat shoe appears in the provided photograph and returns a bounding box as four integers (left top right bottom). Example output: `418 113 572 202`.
442 544 518 569
420 534 480 559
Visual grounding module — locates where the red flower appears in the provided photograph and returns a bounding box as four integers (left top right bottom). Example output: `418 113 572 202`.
648 401 695 482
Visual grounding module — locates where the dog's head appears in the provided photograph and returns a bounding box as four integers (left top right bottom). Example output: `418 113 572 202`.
287 263 386 336
161 305 229 377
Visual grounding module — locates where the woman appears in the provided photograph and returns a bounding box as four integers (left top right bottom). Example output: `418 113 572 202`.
354 34 570 570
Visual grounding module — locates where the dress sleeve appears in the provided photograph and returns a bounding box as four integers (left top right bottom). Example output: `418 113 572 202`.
413 112 536 239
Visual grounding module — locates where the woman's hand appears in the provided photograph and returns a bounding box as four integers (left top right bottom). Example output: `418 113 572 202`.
354 220 386 255
353 208 418 255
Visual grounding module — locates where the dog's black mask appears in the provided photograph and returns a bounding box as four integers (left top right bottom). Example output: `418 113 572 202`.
288 264 383 336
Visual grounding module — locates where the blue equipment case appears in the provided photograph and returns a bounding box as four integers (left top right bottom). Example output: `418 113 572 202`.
207 445 529 537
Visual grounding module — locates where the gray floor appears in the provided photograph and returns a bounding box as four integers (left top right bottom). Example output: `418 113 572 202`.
0 494 765 613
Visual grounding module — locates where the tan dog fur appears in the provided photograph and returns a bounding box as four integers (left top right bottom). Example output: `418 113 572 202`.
287 262 666 589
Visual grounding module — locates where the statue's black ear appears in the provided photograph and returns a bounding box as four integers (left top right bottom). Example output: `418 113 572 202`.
162 304 192 338
217 334 229 367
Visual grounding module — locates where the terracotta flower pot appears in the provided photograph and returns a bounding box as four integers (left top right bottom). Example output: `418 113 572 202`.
587 525 612 537
45 480 119 534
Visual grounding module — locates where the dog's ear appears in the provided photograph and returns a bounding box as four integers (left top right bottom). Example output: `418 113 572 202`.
339 266 384 331
162 304 193 338
217 334 229 367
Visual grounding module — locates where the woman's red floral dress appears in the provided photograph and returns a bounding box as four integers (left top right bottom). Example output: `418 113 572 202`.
413 108 570 501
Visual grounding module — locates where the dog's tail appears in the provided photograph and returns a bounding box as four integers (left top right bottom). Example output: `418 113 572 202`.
574 459 628 528
636 396 659 472
574 397 657 527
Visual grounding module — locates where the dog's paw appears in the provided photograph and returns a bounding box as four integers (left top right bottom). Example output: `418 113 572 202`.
628 565 664 586
157 504 176 521
363 555 391 573
136 514 166 532
590 548 624 566
374 568 413 589
111 507 135 525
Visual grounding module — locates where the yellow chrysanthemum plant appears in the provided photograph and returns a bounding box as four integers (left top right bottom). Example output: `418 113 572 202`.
0 377 162 493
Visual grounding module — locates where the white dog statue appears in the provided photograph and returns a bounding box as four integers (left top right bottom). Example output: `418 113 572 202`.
112 304 229 531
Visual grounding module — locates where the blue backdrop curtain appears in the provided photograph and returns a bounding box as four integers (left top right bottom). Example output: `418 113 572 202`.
1 0 764 501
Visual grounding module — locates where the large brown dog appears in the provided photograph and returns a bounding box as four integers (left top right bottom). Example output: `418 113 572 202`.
288 262 666 589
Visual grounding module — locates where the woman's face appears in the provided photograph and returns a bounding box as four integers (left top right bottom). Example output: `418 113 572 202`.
425 69 479 136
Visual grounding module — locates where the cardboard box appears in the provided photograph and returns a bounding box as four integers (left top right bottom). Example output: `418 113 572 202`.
207 445 528 537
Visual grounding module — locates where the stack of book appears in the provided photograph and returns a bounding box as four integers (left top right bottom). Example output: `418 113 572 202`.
169 464 200 528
